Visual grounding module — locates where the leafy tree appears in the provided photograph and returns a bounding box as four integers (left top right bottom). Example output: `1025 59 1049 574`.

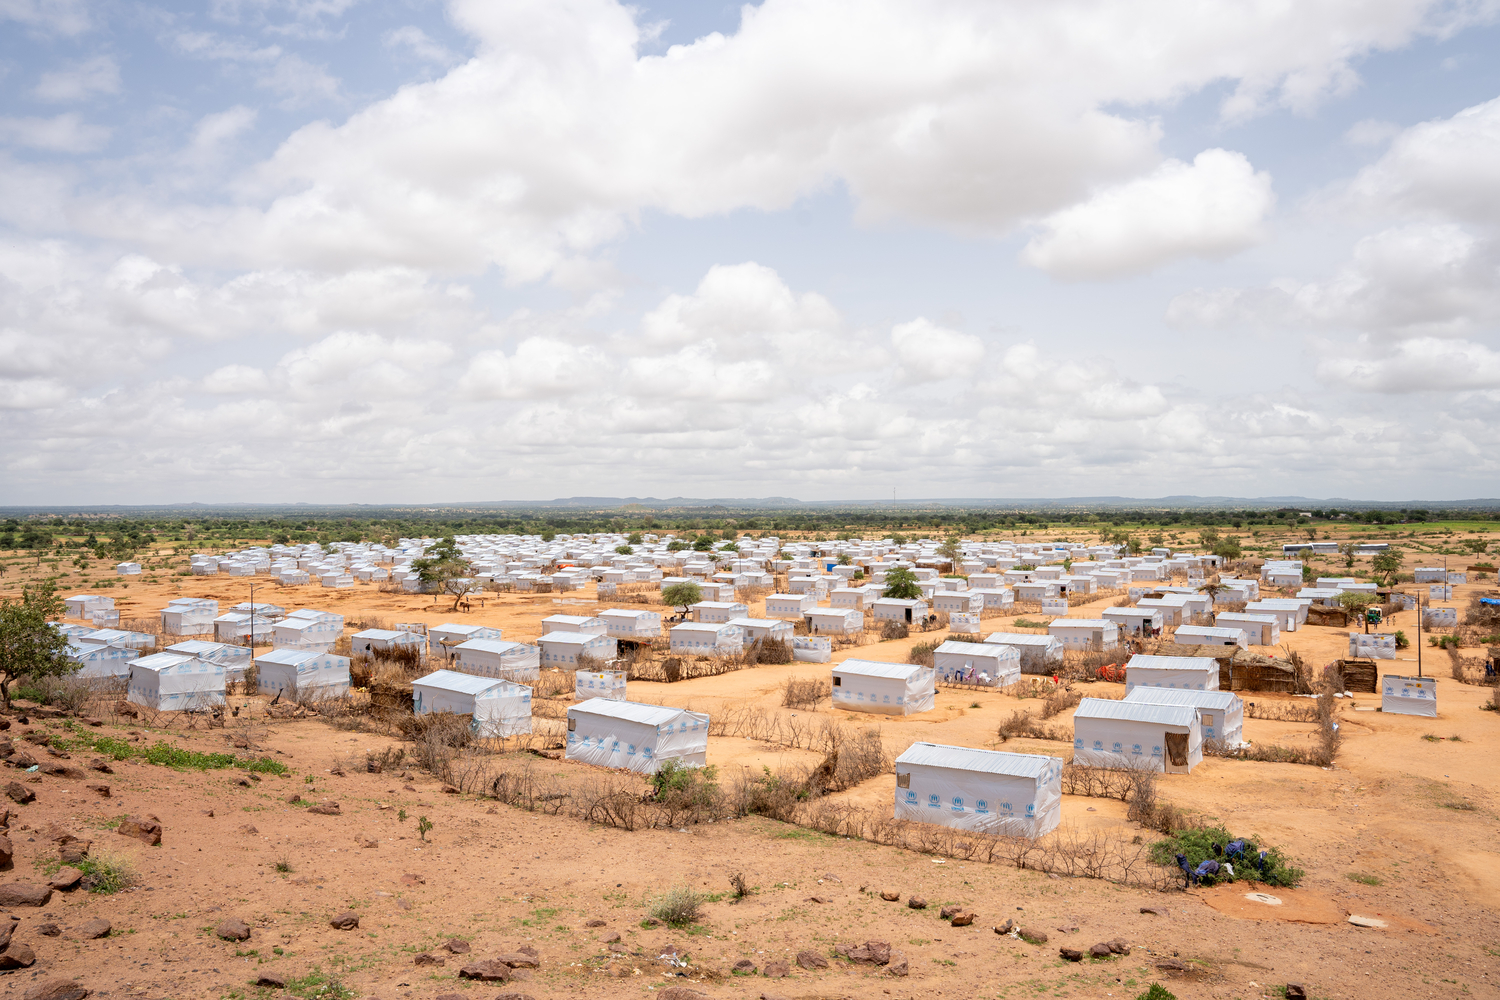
666 540 687 552
1338 541 1359 569
615 545 634 555
1213 536 1242 560
1371 550 1403 586
662 581 703 614
936 535 962 571
1337 591 1378 611
412 536 478 611
836 554 852 566
882 566 922 600
0 582 73 710
626 532 643 545
692 536 714 552
1461 538 1490 555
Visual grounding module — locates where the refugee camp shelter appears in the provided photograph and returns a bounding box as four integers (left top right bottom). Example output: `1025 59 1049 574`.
272 610 343 651
690 602 749 624
254 649 352 702
1213 612 1280 646
540 614 608 635
669 622 744 655
932 640 1020 687
1047 618 1119 651
213 612 276 643
77 628 154 650
65 639 139 679
726 617 794 643
412 669 532 737
984 632 1064 673
1072 698 1201 773
831 659 935 715
871 598 928 623
893 743 1062 838
575 670 626 702
537 631 617 666
64 595 114 619
765 593 815 618
165 640 253 682
1381 674 1437 717
806 608 864 635
427 623 503 658
1124 686 1244 745
452 639 540 682
127 652 227 711
1124 654 1219 693
598 609 662 639
1172 625 1248 648
565 698 709 773
161 599 218 636
1102 606 1164 636
932 591 983 614
350 628 427 659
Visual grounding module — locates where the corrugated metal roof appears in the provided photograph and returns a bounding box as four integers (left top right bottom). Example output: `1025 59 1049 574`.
934 640 1014 658
570 698 706 727
896 742 1061 778
1048 619 1111 628
166 640 228 654
1215 612 1278 623
1126 655 1218 672
412 669 509 696
1174 626 1245 639
1124 687 1240 711
834 658 925 679
131 652 197 672
727 617 788 628
1073 697 1197 726
984 633 1059 646
455 639 528 655
538 631 604 645
672 622 734 633
256 648 319 666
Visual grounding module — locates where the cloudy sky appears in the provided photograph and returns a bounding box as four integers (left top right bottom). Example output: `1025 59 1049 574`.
3 0 1499 505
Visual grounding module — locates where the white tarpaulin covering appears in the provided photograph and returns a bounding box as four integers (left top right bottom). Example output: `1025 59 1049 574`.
598 609 662 639
127 652 227 711
1349 633 1396 660
452 639 541 682
255 649 352 701
832 659 935 715
1382 674 1437 717
412 669 532 737
791 636 831 662
894 742 1062 838
1124 654 1219 693
575 670 626 701
949 612 982 634
66 639 139 679
932 641 1020 688
1072 697 1201 773
166 640 253 682
984 632 1064 673
565 698 709 773
1124 686 1244 746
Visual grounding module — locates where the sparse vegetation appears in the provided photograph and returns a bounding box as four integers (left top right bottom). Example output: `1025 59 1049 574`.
648 885 704 927
1150 825 1303 887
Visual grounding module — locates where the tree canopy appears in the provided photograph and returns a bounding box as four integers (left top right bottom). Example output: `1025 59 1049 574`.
0 582 73 710
662 581 703 612
882 566 922 600
412 536 478 610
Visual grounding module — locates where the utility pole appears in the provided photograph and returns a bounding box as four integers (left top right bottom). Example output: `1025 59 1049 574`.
248 580 256 651
1416 587 1423 680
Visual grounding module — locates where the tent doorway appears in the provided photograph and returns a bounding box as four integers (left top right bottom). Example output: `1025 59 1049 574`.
1165 732 1188 769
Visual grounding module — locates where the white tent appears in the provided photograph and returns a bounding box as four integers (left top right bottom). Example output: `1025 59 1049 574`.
412 669 532 738
537 631 617 667
1124 686 1244 746
127 652 227 711
540 614 608 635
255 649 352 701
452 638 540 682
1124 654 1219 693
1172 625 1248 648
65 639 139 679
598 609 662 639
161 599 218 636
690 601 749 623
351 628 427 658
427 623 503 658
726 617 794 643
1381 674 1437 717
871 598 928 623
1102 607 1164 636
64 595 114 619
213 612 277 643
669 622 744 655
932 640 1020 688
78 628 155 650
764 593 815 618
806 608 864 635
566 698 709 773
984 632 1064 673
272 610 343 652
575 670 626 701
831 659 935 715
894 742 1062 838
1213 612 1280 646
1047 618 1119 651
165 640 253 683
1072 697 1201 773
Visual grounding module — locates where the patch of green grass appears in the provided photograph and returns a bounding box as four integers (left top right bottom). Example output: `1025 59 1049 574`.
1345 872 1382 886
56 722 285 774
1135 986 1178 1000
1149 825 1303 887
274 855 294 874
39 851 138 894
647 886 704 928
1422 734 1441 742
771 828 825 841
281 967 355 1000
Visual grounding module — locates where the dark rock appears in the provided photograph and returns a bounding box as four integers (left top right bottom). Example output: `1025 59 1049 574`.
115 816 162 846
835 940 890 965
641 916 661 927
1107 938 1130 955
805 895 829 904
495 951 539 969
24 978 90 1000
37 922 62 937
441 785 458 794
215 918 251 941
238 824 258 835
1059 947 1084 962
886 951 909 977
84 784 109 798
1285 985 1307 1000
939 905 961 919
0 882 52 906
584 919 607 928
0 917 12 949
733 958 757 974
879 890 900 901
1155 957 1189 971
796 949 828 969
907 896 927 909
1019 927 1048 945
235 778 251 788
445 938 470 954
457 960 512 982
994 919 1015 935
762 961 790 978
48 867 83 890
491 994 537 1000
600 931 622 944
950 911 975 927
1139 906 1170 916
6 782 35 804
77 919 111 940
328 911 360 930
1089 942 1113 958
355 835 378 849
58 841 90 865
0 943 37 969
87 759 112 774
286 793 303 804
255 973 286 988
307 801 341 815
0 833 11 869
39 763 86 780
657 989 710 1000
412 953 445 967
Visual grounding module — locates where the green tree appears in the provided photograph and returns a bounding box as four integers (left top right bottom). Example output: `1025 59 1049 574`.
936 535 962 571
615 545 634 555
1370 550 1403 586
692 536 714 552
666 539 687 552
662 581 703 614
412 536 478 611
882 566 922 600
1338 541 1358 569
0 582 73 710
1213 536 1242 560
626 532 644 545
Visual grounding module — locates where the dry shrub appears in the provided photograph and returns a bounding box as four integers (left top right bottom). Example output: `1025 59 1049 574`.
880 619 909 640
907 640 939 667
1244 699 1319 723
746 637 793 665
1483 688 1500 712
1060 763 1134 800
1124 768 1197 835
398 711 473 772
1041 687 1082 719
996 710 1069 743
533 669 575 699
781 675 829 710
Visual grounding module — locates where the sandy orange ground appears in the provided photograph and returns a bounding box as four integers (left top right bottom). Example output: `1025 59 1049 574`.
1 562 1496 1000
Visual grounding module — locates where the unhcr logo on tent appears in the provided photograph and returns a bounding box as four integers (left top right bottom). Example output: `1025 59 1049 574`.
927 794 941 809
950 797 964 812
904 791 918 804
975 800 989 814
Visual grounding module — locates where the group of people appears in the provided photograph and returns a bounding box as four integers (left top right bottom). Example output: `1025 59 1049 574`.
1174 839 1271 887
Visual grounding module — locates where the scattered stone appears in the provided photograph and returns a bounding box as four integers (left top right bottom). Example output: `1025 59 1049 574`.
657 989 710 1000
286 793 303 805
39 763 86 780
835 940 891 965
1059 947 1084 962
1107 938 1130 955
0 944 37 969
37 923 62 937
762 961 789 978
77 919 111 940
238 824 258 835
115 816 162 846
201 809 214 818
6 782 35 804
413 953 445 967
939 905 962 919
805 895 829 904
495 952 539 969
907 896 927 909
457 960 513 982
48 867 83 890
235 778 251 788
84 784 109 798
584 918 607 927
1285 985 1307 1000
355 835 378 849
796 949 828 970
994 919 1015 935
1155 957 1189 972
0 917 13 949
1139 906 1170 917
24 978 90 1000
58 841 90 865
86 759 112 774
1089 942 1113 958
114 700 138 718
215 919 252 942
879 890 901 901
400 873 424 885
1019 927 1048 945
887 951 909 977
328 911 360 930
441 785 458 794
641 916 661 927
950 912 975 927
0 833 11 869
733 958 757 974
255 973 286 988
0 883 52 906
445 938 471 954
491 994 537 1000
307 801 341 816
600 932 622 945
